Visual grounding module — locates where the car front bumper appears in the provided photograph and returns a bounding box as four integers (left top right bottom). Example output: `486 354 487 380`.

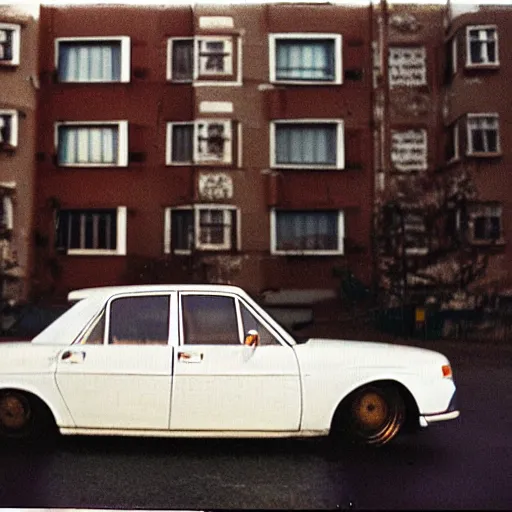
419 390 460 427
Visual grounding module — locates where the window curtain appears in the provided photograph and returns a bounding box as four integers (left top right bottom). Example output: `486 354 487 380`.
276 124 336 165
171 209 194 251
59 126 118 164
172 40 193 81
276 211 338 251
276 40 334 80
171 124 194 162
59 42 121 82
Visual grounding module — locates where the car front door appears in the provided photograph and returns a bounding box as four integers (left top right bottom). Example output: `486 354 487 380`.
55 293 175 430
169 292 301 432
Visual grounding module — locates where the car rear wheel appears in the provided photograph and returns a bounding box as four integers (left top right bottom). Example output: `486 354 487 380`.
333 384 405 447
0 390 56 446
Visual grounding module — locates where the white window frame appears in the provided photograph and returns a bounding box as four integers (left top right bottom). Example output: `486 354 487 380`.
269 33 342 85
465 25 499 68
55 120 129 167
270 209 345 256
0 23 21 66
167 36 240 85
55 36 131 83
197 36 233 76
0 109 19 147
466 113 500 156
270 119 344 170
164 204 240 254
166 120 234 165
61 206 127 256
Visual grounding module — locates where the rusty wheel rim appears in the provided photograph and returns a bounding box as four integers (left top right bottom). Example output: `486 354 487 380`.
0 393 31 431
353 391 389 431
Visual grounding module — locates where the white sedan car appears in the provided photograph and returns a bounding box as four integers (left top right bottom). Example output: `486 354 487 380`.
0 285 459 447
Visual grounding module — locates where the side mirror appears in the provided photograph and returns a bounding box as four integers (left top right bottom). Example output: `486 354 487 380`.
244 329 260 347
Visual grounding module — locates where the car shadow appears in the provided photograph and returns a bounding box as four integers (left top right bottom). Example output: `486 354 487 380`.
52 428 451 463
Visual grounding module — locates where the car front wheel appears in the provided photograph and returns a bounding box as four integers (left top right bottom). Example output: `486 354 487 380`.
333 384 405 447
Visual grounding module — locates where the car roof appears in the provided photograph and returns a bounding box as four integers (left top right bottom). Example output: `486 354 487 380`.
68 284 247 302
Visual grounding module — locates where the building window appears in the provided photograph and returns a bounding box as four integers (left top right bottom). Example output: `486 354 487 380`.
167 36 237 82
56 121 128 167
0 194 13 231
166 120 234 165
469 203 502 243
445 38 457 82
56 206 127 255
198 37 232 76
271 120 344 169
56 37 131 83
169 38 193 81
164 205 239 253
271 209 344 255
390 129 427 172
466 114 500 155
388 46 427 88
0 23 20 66
0 110 18 148
445 123 459 163
466 25 498 67
269 34 342 84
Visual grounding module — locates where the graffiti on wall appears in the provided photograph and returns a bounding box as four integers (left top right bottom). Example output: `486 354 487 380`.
389 46 426 88
391 129 427 172
198 172 234 200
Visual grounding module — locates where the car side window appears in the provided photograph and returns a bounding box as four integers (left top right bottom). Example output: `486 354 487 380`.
108 295 170 345
182 295 239 345
240 303 280 346
78 310 106 344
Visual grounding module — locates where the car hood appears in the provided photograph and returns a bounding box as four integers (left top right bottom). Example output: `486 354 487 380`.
0 342 62 374
294 337 449 371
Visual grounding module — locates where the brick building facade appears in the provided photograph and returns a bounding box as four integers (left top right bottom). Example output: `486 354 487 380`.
443 4 512 297
0 6 38 319
33 3 374 304
0 1 507 312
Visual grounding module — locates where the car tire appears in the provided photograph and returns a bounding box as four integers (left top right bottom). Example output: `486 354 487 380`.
0 390 57 448
332 384 405 447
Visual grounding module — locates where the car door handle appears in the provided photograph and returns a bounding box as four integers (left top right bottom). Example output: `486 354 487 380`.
178 351 203 363
61 350 86 364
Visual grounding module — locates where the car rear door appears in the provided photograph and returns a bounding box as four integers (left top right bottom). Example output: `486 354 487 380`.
55 293 176 430
169 292 301 432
